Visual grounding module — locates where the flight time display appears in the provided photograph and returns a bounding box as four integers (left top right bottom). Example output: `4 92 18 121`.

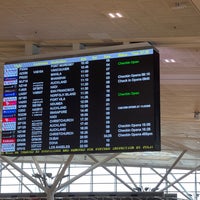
1 47 160 156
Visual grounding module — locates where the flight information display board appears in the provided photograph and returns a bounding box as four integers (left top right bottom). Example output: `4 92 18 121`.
1 46 160 156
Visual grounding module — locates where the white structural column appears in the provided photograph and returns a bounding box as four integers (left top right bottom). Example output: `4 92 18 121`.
51 155 74 193
44 155 74 200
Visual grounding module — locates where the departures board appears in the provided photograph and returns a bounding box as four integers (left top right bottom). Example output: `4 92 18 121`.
1 46 160 156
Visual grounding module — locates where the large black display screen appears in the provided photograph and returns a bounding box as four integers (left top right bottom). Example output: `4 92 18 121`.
1 46 160 156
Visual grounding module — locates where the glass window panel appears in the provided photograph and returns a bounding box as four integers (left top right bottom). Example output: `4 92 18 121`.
1 186 20 193
116 167 126 174
197 172 200 177
22 163 33 168
2 177 19 185
130 174 140 182
46 163 60 168
167 175 178 182
175 182 194 191
22 184 41 193
93 184 114 192
142 174 161 183
172 175 194 183
22 177 37 185
117 175 132 182
22 186 32 193
70 184 91 192
2 169 21 177
197 179 200 191
70 167 90 175
117 183 131 192
24 168 36 174
73 175 91 184
71 164 90 168
106 166 116 173
142 167 154 174
179 176 194 182
93 175 115 183
154 183 166 191
171 169 190 173
125 167 141 174
151 168 166 173
2 170 12 176
93 167 110 175
168 187 179 192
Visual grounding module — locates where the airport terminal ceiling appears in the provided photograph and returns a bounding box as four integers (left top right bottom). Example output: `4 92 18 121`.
0 0 199 170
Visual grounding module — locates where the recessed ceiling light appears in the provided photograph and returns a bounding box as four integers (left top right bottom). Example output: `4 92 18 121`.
116 12 123 18
164 59 176 63
164 59 170 63
108 13 115 18
170 59 176 63
108 12 123 18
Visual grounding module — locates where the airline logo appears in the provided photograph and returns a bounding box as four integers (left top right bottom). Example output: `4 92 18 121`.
3 109 16 118
4 91 17 97
1 138 16 152
4 77 18 85
3 105 17 110
4 68 18 77
2 138 16 143
2 117 16 122
3 96 17 102
3 100 17 106
2 122 16 131
2 97 17 118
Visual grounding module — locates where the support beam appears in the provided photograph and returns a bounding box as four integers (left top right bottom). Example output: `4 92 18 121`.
0 157 19 172
1 162 32 193
159 165 200 192
89 155 135 192
170 173 191 199
151 168 192 200
51 155 74 192
0 155 45 191
32 156 48 189
152 150 186 191
57 153 120 191
116 158 138 189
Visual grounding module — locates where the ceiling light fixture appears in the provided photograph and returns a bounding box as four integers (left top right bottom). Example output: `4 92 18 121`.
164 59 170 63
170 59 176 63
108 13 115 18
164 59 176 63
108 12 123 18
116 12 123 18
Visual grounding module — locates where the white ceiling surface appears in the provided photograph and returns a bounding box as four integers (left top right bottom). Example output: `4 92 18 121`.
0 0 200 170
